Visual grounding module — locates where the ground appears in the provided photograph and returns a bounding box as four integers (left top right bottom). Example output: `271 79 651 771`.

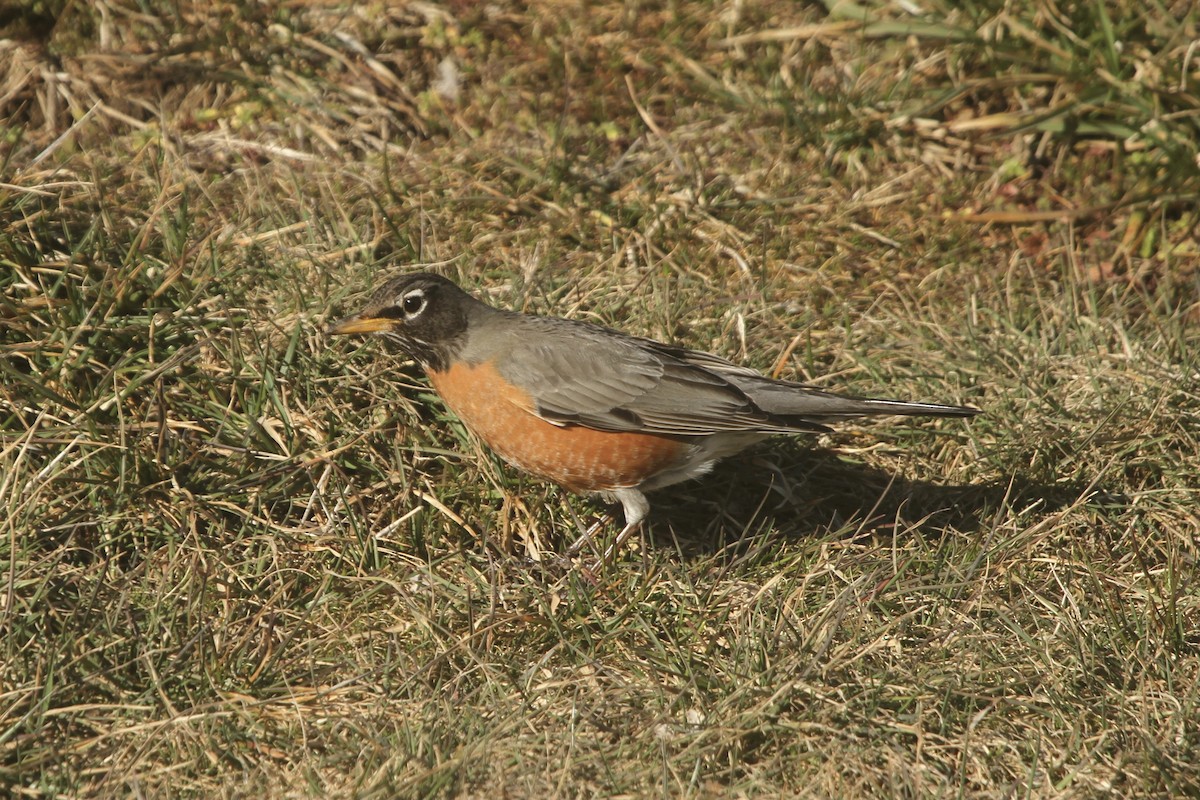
1 1 1199 797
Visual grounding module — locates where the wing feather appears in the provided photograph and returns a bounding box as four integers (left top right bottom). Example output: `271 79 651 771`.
493 322 819 434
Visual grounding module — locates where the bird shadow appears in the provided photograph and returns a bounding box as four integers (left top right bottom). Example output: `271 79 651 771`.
633 444 1121 559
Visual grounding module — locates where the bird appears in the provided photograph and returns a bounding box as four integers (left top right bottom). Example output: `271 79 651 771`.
328 272 979 559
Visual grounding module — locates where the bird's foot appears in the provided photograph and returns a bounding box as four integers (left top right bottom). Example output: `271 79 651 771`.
586 519 642 572
565 513 611 557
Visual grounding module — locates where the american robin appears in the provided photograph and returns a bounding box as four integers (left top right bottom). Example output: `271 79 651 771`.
329 272 979 556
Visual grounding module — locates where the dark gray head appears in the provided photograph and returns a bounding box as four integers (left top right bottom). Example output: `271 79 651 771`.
328 272 482 371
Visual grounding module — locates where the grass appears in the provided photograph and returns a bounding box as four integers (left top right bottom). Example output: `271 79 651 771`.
2 0 1199 796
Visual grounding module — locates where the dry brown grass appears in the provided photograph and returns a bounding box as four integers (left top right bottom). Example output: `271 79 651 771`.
2 1 1199 797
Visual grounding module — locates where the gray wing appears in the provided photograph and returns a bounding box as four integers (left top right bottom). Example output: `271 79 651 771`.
488 317 818 435
503 338 821 435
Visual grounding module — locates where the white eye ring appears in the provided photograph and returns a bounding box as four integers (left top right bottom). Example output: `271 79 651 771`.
401 290 426 317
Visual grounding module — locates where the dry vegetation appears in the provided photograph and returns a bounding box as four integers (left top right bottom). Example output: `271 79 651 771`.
2 0 1199 797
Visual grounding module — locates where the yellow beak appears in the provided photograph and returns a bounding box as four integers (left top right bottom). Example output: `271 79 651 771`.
327 315 394 335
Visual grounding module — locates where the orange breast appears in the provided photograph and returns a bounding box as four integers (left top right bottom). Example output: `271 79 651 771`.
427 360 685 493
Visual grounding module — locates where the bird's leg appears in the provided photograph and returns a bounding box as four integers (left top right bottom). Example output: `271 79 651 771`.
577 489 649 569
566 488 648 560
565 513 611 556
597 518 642 566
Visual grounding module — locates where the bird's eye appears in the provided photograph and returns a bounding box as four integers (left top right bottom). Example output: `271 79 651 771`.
402 292 426 317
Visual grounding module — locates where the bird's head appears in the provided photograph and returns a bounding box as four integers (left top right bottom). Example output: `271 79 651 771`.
328 272 474 371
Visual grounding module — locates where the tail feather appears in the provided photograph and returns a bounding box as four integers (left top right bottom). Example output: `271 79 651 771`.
739 381 981 423
843 397 981 418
